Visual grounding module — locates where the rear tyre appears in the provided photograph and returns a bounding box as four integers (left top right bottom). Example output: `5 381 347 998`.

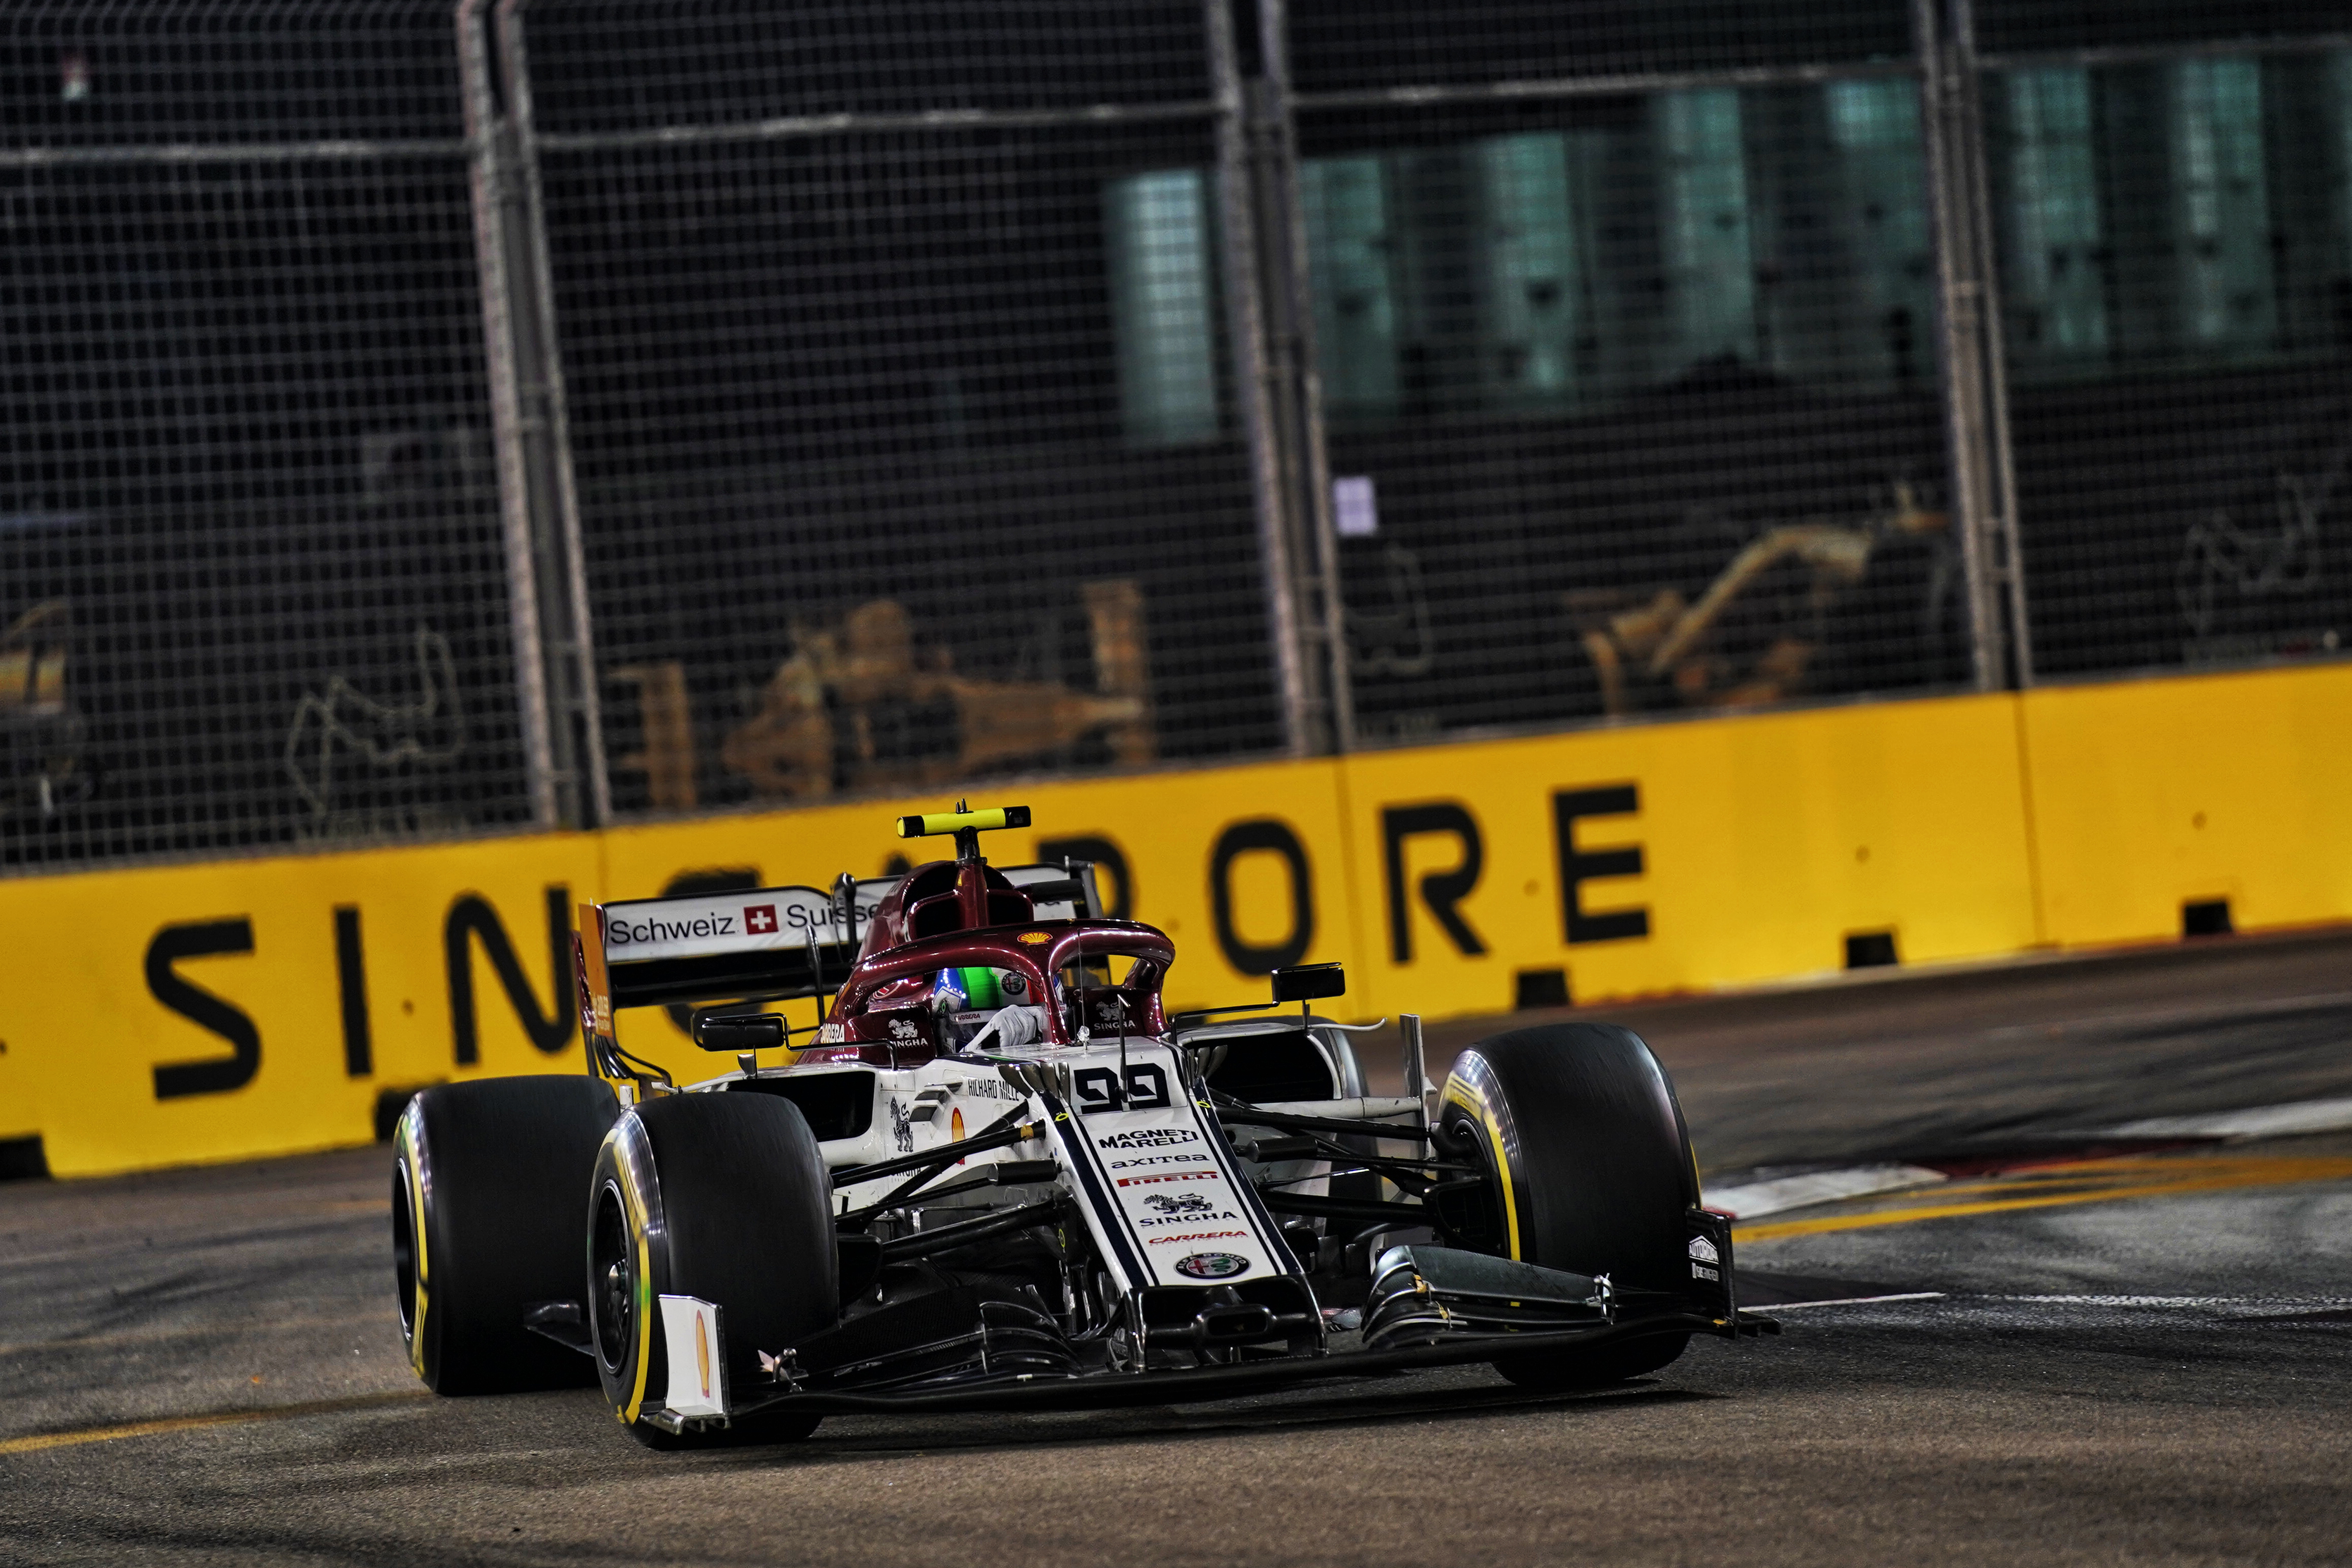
588 1091 838 1448
1436 1023 1700 1389
392 1075 620 1394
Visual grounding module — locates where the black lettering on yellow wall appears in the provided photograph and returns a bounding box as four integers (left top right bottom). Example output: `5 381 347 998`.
1553 785 1650 944
1038 835 1133 920
334 906 372 1077
148 919 261 1100
1209 820 1314 975
1381 802 1487 962
446 886 575 1065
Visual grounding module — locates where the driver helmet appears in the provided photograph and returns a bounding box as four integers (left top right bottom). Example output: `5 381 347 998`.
931 966 1033 1012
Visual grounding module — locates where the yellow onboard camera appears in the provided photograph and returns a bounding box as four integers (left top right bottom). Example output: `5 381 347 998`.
896 802 1029 860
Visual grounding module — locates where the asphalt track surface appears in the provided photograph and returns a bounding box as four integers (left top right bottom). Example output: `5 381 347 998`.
5 929 2351 1566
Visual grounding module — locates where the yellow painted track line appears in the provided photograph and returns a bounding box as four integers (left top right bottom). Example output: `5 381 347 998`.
0 1390 430 1456
1736 1156 2352 1242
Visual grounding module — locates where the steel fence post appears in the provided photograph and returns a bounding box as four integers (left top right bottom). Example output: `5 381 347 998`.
1916 0 2000 691
1257 0 1356 753
1209 0 1316 757
1918 0 2031 690
457 0 558 826
1952 0 2035 686
494 0 612 825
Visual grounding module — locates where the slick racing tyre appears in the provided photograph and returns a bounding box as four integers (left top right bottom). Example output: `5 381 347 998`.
393 1075 620 1395
1436 1023 1701 1389
588 1091 838 1448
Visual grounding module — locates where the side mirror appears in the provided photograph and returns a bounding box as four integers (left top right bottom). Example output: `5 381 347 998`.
1270 963 1345 1004
691 1012 786 1053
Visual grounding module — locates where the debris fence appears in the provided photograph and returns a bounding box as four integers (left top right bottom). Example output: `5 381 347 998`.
4 0 2348 867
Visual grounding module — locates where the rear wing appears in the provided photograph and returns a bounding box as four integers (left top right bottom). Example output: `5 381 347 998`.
577 860 1101 1019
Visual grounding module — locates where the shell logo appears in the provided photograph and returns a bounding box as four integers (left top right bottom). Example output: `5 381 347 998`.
695 1309 711 1399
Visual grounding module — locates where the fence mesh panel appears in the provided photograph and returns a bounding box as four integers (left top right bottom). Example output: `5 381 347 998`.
1289 0 1916 96
1292 8 1969 741
1985 38 2352 678
1971 2 2349 58
0 1 528 869
4 1 2351 874
517 2 1276 817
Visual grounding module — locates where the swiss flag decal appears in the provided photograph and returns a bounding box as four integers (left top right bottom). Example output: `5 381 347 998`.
744 904 777 934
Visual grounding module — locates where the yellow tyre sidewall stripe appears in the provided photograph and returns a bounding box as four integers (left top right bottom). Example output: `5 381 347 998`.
611 1147 658 1426
394 1105 431 1383
1441 1067 1523 1262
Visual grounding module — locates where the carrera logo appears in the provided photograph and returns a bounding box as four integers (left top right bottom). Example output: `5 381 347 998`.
607 912 738 946
1096 1128 1200 1150
744 904 777 934
1146 1229 1250 1245
1117 1170 1219 1186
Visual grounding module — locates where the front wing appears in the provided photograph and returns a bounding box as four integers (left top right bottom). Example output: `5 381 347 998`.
724 1310 1772 1418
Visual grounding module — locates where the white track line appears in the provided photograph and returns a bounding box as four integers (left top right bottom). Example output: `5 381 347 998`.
1984 1294 2352 1308
1704 1163 1947 1220
1758 1293 1945 1311
1710 1095 2352 1222
2102 1095 2352 1140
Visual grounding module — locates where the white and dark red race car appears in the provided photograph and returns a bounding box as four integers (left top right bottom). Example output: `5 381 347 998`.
392 805 1770 1446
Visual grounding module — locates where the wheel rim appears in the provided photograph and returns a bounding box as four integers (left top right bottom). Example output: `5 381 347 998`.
590 1180 634 1370
391 1162 419 1339
1433 1105 1511 1256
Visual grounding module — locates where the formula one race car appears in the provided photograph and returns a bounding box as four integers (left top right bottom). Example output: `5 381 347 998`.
391 805 1770 1445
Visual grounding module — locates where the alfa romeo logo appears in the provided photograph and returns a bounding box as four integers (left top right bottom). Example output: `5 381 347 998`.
1174 1251 1249 1280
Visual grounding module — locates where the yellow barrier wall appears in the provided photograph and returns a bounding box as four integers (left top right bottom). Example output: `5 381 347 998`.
0 833 601 1177
1334 693 2040 1021
1 666 2343 1177
2021 662 2352 947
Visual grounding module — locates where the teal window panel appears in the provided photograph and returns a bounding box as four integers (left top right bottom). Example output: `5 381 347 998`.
1105 168 1220 446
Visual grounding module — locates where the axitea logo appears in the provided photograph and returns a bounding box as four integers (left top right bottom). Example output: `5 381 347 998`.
744 905 777 935
607 912 737 946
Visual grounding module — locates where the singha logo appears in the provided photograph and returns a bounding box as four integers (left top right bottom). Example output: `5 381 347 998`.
1143 1192 1214 1216
887 1016 920 1042
889 1098 914 1154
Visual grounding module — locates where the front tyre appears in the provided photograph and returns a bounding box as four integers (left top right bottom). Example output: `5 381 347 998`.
1437 1023 1701 1389
392 1075 620 1394
589 1092 838 1448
